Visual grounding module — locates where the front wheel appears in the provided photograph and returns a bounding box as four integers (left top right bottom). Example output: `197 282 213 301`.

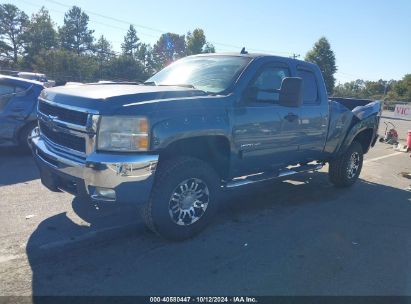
329 141 363 187
141 157 221 240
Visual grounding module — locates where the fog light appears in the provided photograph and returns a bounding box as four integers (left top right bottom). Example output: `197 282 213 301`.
94 187 116 200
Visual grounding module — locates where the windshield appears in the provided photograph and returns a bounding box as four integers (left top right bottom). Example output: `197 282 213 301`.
146 56 251 94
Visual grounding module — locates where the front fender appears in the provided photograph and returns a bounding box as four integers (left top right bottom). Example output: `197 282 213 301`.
151 112 230 150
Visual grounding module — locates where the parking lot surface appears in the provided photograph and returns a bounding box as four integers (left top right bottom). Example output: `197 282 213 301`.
0 114 410 297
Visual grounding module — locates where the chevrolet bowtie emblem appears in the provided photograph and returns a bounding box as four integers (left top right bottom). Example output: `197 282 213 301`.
47 114 58 121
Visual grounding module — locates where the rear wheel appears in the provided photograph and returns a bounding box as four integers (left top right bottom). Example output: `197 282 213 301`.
141 156 221 240
329 141 363 187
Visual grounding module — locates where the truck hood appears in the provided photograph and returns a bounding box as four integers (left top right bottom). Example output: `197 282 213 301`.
42 84 208 112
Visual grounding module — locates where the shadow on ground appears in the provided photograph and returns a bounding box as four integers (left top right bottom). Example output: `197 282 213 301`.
0 147 39 186
26 172 411 296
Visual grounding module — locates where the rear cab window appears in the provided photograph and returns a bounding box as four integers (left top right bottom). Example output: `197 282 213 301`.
296 66 320 105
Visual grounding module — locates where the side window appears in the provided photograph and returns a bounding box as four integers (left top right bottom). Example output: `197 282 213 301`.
296 68 319 104
0 84 15 96
249 65 290 103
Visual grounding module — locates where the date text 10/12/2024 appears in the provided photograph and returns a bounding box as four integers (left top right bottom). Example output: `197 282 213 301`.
149 297 258 303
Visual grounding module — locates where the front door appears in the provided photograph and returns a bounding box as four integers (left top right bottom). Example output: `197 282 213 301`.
232 63 302 176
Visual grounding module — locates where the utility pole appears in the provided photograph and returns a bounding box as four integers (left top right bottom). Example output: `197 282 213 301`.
292 53 300 59
383 80 394 99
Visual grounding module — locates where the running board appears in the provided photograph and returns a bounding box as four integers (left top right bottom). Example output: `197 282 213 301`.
224 163 323 188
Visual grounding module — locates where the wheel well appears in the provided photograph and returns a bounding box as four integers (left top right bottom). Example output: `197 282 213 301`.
353 129 374 154
17 121 37 141
159 136 231 179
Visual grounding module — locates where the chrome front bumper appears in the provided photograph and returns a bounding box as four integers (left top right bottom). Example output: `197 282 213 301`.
31 130 158 204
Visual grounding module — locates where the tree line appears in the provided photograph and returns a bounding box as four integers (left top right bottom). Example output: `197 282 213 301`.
0 4 215 84
333 76 411 103
0 3 409 103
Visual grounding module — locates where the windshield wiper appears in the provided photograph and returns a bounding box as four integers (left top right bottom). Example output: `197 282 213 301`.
143 82 195 89
158 84 196 89
143 82 212 94
93 81 142 85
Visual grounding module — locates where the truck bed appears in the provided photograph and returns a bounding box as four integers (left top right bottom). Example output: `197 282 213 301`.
329 97 375 111
324 97 381 157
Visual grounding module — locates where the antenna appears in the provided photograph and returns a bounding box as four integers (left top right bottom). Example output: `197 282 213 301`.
240 47 248 55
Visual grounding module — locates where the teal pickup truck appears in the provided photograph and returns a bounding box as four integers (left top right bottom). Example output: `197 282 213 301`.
30 53 381 240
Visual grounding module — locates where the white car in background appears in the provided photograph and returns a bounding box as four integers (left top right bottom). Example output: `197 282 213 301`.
17 72 56 88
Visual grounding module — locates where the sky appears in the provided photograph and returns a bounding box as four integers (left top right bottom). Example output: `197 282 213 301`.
13 0 411 83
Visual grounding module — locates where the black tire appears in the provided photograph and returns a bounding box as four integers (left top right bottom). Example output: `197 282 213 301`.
141 156 221 241
18 122 37 152
329 141 363 187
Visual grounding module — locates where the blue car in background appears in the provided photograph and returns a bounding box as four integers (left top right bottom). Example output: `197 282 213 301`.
0 75 44 150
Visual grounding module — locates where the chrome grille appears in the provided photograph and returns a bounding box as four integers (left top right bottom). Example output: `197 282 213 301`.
38 101 88 126
37 98 99 158
39 121 86 153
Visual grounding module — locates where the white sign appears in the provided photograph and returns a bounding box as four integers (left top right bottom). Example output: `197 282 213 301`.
394 104 411 118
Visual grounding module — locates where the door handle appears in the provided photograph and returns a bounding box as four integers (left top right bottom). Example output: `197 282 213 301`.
284 113 299 122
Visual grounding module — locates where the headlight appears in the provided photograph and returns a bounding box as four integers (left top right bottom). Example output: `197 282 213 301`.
97 116 149 152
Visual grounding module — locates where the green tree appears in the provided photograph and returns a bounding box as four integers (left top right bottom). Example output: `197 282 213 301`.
186 28 206 55
33 48 97 83
136 42 149 63
391 74 411 102
152 32 186 70
106 54 145 81
203 42 215 53
33 49 98 83
136 42 155 77
333 76 411 103
0 3 28 65
305 37 337 94
363 80 386 99
186 28 215 55
404 74 411 102
0 39 12 66
23 7 57 67
121 25 139 56
334 80 364 98
94 35 114 79
59 6 94 55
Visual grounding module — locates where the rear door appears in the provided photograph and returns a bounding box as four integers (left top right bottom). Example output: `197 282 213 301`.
0 80 38 140
6 83 38 120
0 81 20 140
295 66 328 162
0 82 16 114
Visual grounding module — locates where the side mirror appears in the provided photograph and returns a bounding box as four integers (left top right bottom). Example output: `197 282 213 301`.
279 77 303 108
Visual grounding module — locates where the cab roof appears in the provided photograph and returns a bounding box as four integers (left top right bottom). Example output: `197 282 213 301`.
190 52 315 68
